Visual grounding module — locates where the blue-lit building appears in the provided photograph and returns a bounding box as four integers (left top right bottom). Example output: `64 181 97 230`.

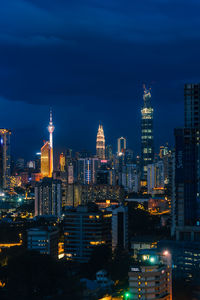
77 158 99 185
141 88 154 181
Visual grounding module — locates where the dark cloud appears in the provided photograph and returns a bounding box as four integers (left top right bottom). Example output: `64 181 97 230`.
0 0 198 159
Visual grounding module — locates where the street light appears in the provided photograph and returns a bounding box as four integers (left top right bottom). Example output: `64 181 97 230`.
124 292 130 299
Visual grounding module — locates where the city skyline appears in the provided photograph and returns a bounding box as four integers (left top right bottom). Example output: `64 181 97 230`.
3 86 182 161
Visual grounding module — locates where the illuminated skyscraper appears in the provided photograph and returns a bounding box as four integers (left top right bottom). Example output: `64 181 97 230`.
141 87 154 180
59 152 66 172
77 158 99 184
0 129 11 190
48 109 55 177
96 124 105 159
117 137 126 156
41 141 50 177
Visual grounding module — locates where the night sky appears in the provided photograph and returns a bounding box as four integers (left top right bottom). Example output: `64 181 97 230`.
1 0 200 160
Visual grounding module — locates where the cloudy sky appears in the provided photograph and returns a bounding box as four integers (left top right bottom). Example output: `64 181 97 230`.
1 0 200 159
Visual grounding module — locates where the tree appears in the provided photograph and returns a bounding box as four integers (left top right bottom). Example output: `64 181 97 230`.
0 250 82 300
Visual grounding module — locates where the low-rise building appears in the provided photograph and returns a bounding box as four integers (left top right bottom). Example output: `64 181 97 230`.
27 227 59 259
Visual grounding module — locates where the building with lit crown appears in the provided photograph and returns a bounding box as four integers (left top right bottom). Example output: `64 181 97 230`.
0 129 11 190
141 88 154 181
96 124 105 159
117 137 126 156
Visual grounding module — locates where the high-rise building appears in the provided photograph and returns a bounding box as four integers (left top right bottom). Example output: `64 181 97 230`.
129 250 172 300
141 87 154 180
96 124 105 159
35 177 62 217
147 161 164 194
172 83 200 238
110 205 128 251
121 164 140 193
0 129 11 190
117 137 126 156
59 152 66 172
64 204 112 262
105 144 113 160
41 141 50 178
77 158 99 184
47 109 55 177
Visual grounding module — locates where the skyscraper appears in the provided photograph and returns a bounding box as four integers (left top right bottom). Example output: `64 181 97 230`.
59 152 66 172
96 124 105 159
117 137 126 155
0 129 11 190
41 141 50 178
77 158 99 184
47 109 55 177
172 83 200 238
141 87 154 180
105 144 113 160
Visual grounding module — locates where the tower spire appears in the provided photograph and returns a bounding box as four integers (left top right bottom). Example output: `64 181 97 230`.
48 108 55 177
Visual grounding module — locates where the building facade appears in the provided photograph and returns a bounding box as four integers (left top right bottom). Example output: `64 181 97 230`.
27 227 59 258
0 129 11 190
141 88 154 181
129 250 172 299
172 83 200 237
64 205 112 262
111 205 128 251
77 158 99 184
41 141 51 178
35 177 62 217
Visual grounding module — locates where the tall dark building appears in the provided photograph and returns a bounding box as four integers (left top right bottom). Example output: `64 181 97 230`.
172 83 200 238
64 205 112 262
35 177 62 217
141 88 154 180
0 129 11 190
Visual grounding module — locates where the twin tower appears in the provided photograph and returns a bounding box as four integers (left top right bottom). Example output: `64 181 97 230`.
96 124 105 160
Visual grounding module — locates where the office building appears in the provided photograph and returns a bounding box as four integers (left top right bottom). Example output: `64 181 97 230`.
141 87 154 180
77 158 99 184
172 83 200 237
35 177 62 217
64 205 112 262
67 163 74 184
111 205 128 251
105 144 113 160
27 227 59 258
147 161 164 194
129 250 172 299
121 164 140 193
117 137 126 156
96 124 105 159
40 141 51 178
0 129 11 190
59 152 66 172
